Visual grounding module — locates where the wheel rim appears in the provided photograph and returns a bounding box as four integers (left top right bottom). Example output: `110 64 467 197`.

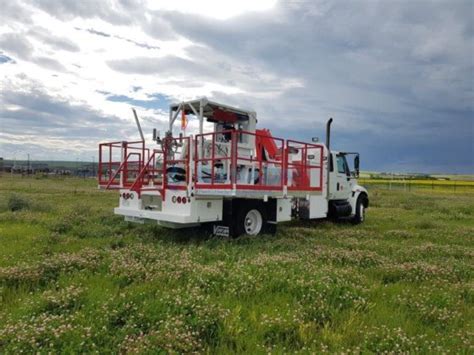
359 204 365 222
244 209 263 235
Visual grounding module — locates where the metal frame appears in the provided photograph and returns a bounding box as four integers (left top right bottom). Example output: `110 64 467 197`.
286 139 324 192
169 98 255 135
98 140 146 189
99 133 323 196
98 98 327 231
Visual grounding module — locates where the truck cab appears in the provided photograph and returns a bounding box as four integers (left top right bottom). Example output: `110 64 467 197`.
328 151 368 223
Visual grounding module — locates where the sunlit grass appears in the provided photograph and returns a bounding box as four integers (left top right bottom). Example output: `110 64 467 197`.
0 175 473 353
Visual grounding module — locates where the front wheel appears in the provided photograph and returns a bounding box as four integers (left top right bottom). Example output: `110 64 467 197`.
352 195 367 224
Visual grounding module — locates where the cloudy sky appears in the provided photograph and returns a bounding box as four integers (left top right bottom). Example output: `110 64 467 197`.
0 0 473 173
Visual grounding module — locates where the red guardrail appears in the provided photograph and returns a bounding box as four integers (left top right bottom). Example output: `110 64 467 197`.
234 130 285 191
164 136 190 191
194 130 322 192
285 140 323 191
129 149 164 195
194 131 234 189
99 132 323 195
98 140 146 189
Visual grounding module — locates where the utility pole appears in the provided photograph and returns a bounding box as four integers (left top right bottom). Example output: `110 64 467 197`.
27 153 30 175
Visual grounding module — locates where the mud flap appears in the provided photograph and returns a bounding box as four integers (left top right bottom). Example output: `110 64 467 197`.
220 199 239 237
264 199 277 235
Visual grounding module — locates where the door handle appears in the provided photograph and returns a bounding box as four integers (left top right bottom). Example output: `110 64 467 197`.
337 182 340 190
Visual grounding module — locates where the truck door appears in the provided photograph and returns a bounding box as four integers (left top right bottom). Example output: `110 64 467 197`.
330 153 352 200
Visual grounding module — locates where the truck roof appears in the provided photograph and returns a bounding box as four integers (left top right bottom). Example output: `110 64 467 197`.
170 97 254 122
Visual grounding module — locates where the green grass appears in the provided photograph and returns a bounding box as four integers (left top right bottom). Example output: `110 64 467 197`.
0 175 473 353
359 178 474 193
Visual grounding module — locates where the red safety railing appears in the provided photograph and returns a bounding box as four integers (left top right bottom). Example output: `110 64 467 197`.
99 131 323 196
98 140 147 189
194 131 234 189
286 140 323 191
234 131 285 191
164 136 191 190
129 149 165 195
195 130 292 191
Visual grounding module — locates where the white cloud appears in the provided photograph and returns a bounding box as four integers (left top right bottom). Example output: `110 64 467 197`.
145 0 277 20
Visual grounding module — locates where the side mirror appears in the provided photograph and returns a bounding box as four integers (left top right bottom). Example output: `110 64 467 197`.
354 155 360 177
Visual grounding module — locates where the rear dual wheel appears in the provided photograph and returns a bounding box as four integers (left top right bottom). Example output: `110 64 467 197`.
235 203 266 236
243 209 263 235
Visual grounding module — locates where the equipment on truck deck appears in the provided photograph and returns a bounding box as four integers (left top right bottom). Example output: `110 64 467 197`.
98 97 368 237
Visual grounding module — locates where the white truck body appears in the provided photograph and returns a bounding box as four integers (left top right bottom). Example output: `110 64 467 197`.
98 98 368 236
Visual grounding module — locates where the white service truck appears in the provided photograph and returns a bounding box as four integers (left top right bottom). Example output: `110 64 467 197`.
98 98 368 237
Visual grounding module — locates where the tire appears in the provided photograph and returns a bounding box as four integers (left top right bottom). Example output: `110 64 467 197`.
352 195 367 224
235 202 266 236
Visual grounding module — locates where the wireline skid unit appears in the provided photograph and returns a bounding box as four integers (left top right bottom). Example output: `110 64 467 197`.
98 98 368 237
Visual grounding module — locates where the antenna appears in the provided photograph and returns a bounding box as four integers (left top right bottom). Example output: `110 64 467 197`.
132 108 145 142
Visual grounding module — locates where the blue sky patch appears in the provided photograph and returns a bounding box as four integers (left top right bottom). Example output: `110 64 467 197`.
106 93 170 111
0 54 14 64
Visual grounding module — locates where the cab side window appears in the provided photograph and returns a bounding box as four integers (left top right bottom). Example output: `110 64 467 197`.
336 155 346 174
336 155 351 176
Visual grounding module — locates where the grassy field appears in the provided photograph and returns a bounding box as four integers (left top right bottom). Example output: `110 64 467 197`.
358 178 474 193
0 176 473 353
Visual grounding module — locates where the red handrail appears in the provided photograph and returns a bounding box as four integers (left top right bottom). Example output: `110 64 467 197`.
99 131 324 196
129 150 163 193
98 140 146 188
105 152 140 189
